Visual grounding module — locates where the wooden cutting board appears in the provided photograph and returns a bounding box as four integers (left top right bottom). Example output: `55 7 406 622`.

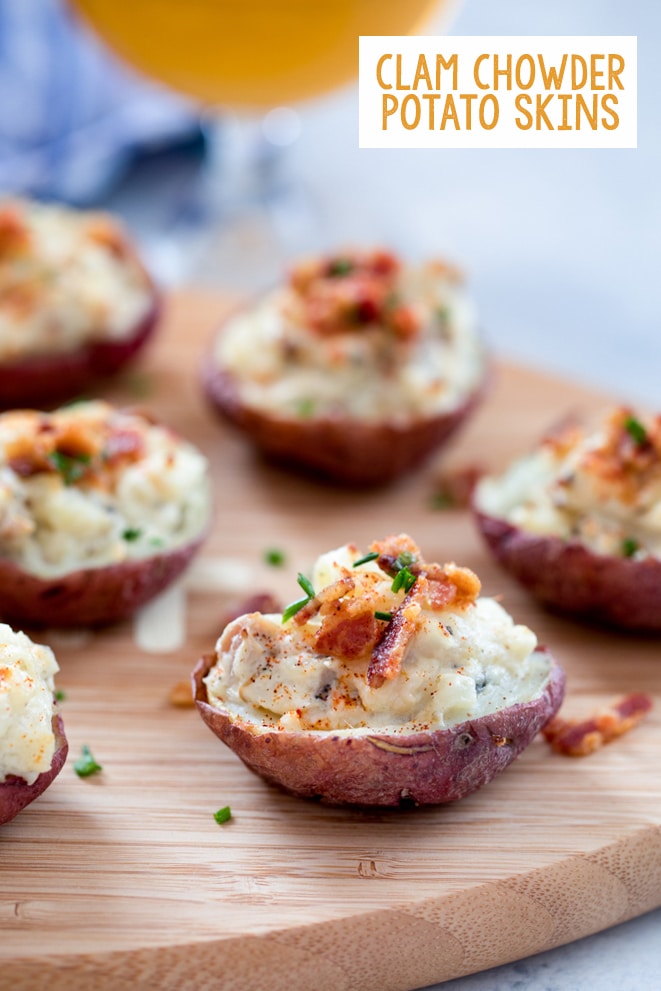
1 292 659 991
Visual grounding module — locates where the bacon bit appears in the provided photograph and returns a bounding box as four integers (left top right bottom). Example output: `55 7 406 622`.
168 680 194 708
573 407 661 505
0 205 31 259
287 250 422 340
315 607 378 662
367 579 426 688
103 428 145 464
293 576 355 626
84 216 131 260
370 533 422 564
543 693 653 757
430 463 485 509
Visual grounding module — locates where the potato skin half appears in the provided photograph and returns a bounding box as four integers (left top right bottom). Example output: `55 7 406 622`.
0 713 68 825
202 362 486 487
0 533 205 628
0 293 160 410
193 648 565 807
475 509 661 631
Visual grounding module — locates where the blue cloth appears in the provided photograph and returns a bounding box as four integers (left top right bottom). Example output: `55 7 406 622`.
0 0 200 203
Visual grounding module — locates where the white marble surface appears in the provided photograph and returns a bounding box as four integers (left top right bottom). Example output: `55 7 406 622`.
104 1 660 988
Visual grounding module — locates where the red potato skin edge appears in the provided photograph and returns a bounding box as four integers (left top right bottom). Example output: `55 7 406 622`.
474 508 661 632
0 713 68 825
202 358 488 487
0 292 161 410
192 647 565 807
0 532 206 628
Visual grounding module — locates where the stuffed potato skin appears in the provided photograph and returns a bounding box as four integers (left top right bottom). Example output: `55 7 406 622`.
0 536 205 628
0 713 68 825
204 362 485 486
475 509 661 631
0 295 159 410
203 250 487 486
193 647 565 807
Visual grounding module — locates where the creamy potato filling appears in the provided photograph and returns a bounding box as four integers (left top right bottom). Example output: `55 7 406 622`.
204 536 550 735
214 251 484 422
476 408 661 558
0 624 59 784
0 402 210 578
0 199 154 361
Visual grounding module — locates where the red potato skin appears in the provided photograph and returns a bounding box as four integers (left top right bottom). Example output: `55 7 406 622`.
0 713 68 825
202 361 488 488
0 533 206 628
193 648 565 807
475 509 661 632
0 293 160 410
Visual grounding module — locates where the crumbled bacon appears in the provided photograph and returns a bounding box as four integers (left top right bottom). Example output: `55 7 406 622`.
287 250 422 340
315 606 378 662
542 692 653 756
575 408 661 506
103 428 145 465
293 576 355 626
0 204 31 260
367 580 426 688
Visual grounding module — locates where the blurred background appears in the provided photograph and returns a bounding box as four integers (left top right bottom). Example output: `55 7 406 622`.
1 0 658 402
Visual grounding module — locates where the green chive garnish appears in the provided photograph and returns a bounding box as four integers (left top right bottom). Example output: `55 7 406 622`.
74 744 102 778
295 398 316 418
213 806 232 825
282 573 316 623
281 597 310 623
374 611 393 622
296 573 315 599
624 416 647 446
149 537 165 548
352 551 380 568
122 527 142 542
264 548 286 567
391 567 417 594
48 450 91 486
622 537 639 558
393 551 416 571
54 689 66 702
328 257 353 277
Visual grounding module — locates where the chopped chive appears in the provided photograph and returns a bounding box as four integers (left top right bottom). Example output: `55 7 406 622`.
352 551 380 568
430 492 454 510
328 257 353 277
74 744 102 778
391 566 417 594
624 415 647 446
47 450 91 486
282 596 310 623
622 537 639 558
393 551 416 571
436 305 450 325
122 527 142 542
213 805 232 825
374 611 393 622
295 398 316 418
149 537 165 548
264 547 286 567
296 573 315 599
54 689 66 702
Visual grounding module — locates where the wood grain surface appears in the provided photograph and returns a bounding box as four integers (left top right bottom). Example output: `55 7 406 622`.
0 292 659 991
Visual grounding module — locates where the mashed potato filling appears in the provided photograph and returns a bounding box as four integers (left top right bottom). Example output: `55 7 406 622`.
214 252 484 423
477 408 661 558
0 199 154 361
0 625 59 784
205 536 550 735
0 402 210 578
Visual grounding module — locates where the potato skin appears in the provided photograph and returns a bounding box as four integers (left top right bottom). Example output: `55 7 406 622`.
203 362 486 487
0 713 68 825
193 648 565 807
0 534 205 628
0 294 160 410
474 509 661 631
